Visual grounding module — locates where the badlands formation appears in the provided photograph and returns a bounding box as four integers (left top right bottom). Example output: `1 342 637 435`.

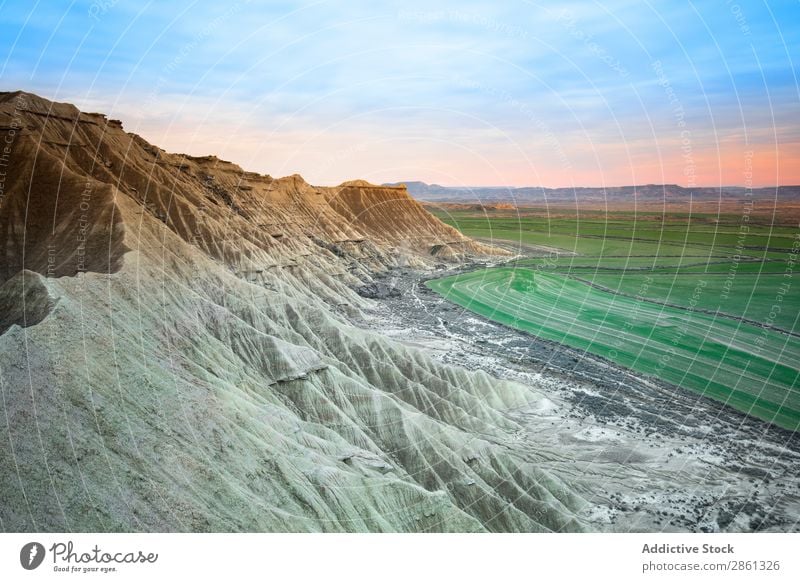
0 91 585 532
2 92 798 533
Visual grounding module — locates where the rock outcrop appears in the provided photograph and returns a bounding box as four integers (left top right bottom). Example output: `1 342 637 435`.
0 91 584 533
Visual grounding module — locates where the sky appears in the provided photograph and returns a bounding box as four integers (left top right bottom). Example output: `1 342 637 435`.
1 0 798 188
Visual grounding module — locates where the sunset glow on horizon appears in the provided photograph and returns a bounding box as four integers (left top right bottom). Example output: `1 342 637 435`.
2 0 797 188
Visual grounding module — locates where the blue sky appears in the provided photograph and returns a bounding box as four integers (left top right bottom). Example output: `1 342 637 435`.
1 0 798 186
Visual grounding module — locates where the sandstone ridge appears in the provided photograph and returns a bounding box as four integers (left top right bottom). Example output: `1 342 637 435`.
0 92 582 533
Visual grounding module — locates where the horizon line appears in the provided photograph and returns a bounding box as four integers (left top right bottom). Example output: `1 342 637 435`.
387 181 800 190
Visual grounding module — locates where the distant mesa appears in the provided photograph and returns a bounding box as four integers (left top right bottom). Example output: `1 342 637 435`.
386 180 800 205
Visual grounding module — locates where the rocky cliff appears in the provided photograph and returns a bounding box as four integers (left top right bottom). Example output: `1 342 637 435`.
0 91 584 533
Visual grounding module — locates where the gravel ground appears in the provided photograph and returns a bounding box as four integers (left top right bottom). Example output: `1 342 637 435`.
356 262 800 532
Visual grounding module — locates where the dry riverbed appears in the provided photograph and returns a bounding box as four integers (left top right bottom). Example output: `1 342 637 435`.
356 262 800 532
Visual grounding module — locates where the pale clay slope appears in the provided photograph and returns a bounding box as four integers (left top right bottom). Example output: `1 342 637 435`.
0 91 587 532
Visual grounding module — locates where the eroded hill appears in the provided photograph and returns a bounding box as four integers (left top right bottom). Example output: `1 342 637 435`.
0 91 591 532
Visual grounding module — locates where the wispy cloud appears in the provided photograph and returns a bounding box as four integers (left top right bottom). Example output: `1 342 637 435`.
2 0 797 186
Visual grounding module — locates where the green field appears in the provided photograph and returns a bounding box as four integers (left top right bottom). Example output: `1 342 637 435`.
427 210 800 430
